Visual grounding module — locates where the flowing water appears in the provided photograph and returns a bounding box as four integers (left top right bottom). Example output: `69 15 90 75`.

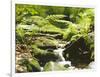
40 42 94 71
53 43 74 69
54 48 65 61
54 43 71 63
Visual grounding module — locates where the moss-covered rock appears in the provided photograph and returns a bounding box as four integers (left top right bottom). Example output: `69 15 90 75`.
32 37 58 50
31 45 60 66
28 59 41 72
43 61 68 71
16 58 41 72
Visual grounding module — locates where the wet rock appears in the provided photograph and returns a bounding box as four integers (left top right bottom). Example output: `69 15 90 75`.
39 46 57 50
46 48 54 52
33 51 60 66
63 37 93 68
43 61 68 71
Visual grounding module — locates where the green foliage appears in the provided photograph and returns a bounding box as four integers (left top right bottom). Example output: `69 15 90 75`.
16 4 94 72
16 4 38 24
62 23 78 40
32 37 58 47
46 15 67 20
19 58 41 72
16 4 94 41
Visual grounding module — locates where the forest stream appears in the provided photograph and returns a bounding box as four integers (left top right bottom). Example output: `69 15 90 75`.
15 4 94 73
39 40 94 72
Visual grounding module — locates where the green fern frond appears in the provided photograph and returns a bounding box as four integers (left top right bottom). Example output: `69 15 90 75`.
46 15 67 21
31 16 50 27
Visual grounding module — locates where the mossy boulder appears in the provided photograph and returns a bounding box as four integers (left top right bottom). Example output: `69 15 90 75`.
32 37 58 50
28 59 41 72
43 61 68 71
31 45 60 66
34 52 60 66
16 58 41 72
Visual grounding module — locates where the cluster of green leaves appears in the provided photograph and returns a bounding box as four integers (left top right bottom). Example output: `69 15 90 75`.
16 4 94 41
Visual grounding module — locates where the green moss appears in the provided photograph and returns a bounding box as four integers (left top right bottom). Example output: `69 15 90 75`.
43 61 67 71
29 59 41 72
32 37 58 48
31 45 60 66
18 58 41 72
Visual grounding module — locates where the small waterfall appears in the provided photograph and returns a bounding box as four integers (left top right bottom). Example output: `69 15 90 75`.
54 43 72 67
40 67 44 71
54 48 65 61
40 43 68 72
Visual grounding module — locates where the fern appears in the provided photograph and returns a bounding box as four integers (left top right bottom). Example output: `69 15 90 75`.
46 15 67 21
